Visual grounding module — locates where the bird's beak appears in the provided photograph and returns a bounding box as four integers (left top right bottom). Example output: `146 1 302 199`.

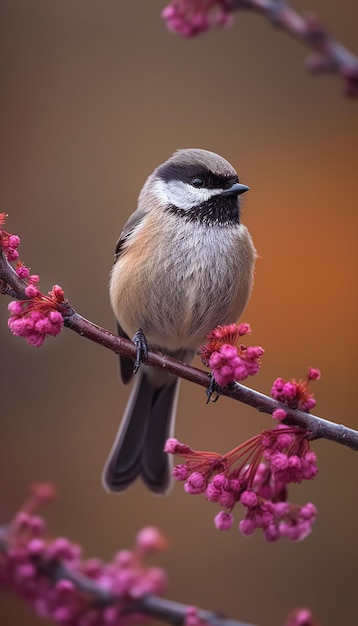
220 182 250 197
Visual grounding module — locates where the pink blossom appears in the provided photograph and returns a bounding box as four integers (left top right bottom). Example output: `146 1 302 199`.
238 517 256 536
284 608 318 626
130 566 167 598
27 539 45 556
302 452 318 479
200 323 263 386
8 234 20 247
13 512 46 537
206 482 221 502
240 490 258 508
8 284 64 347
263 524 281 542
1 215 65 347
275 429 295 450
272 408 287 421
218 489 236 508
209 344 239 386
15 263 30 278
209 342 263 387
172 464 190 480
184 471 207 494
136 527 167 553
270 452 289 471
185 606 205 626
271 367 320 411
167 427 318 541
162 0 234 38
164 438 191 454
164 437 180 453
214 511 234 530
0 487 168 625
0 217 21 260
8 300 22 315
30 482 57 503
308 368 321 381
300 503 317 520
272 502 290 517
303 397 316 410
237 322 251 336
212 473 228 489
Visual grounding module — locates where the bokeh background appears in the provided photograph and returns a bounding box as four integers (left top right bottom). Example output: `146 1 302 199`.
1 1 357 625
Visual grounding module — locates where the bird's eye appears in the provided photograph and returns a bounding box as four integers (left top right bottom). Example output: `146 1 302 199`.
191 177 205 188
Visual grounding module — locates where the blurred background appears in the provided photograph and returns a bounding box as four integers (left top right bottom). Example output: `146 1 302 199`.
0 1 357 625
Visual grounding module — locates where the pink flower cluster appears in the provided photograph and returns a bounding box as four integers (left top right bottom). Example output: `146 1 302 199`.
165 425 318 541
0 215 65 346
209 344 264 387
0 212 20 261
8 282 64 347
284 608 319 626
271 367 321 413
200 323 264 387
162 0 234 37
0 486 167 626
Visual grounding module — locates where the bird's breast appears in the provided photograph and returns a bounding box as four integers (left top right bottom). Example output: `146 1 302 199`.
110 212 256 351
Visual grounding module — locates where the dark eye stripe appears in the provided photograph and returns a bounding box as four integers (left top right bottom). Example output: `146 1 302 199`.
157 161 238 189
205 174 238 189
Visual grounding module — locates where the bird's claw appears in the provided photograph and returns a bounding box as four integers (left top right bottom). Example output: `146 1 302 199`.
206 374 221 404
132 328 148 374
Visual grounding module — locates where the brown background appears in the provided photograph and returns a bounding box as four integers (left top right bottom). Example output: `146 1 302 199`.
0 1 357 625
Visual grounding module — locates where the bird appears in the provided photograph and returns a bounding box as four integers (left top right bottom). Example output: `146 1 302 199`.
102 148 256 495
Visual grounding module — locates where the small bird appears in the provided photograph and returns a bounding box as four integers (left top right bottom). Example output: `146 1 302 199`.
103 148 256 494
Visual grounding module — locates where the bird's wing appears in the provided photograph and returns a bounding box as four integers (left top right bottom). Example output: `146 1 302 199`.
113 208 147 384
113 207 147 263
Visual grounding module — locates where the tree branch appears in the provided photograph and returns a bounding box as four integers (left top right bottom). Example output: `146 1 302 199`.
63 305 358 449
0 532 257 626
233 0 358 96
130 595 256 626
1 248 357 451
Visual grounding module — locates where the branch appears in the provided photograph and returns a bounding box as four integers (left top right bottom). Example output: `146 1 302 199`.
162 1 358 96
64 307 358 449
233 0 358 96
0 525 257 626
53 562 257 626
1 248 357 451
129 596 256 626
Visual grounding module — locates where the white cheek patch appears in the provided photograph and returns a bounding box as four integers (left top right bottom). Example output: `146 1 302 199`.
153 178 223 211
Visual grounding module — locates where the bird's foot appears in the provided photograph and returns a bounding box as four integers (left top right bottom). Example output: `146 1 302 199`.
206 374 221 404
132 328 148 374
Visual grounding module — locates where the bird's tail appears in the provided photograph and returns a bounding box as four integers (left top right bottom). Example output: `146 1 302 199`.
102 370 179 494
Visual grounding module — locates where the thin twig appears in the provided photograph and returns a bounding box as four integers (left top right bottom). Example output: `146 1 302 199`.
233 0 358 96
